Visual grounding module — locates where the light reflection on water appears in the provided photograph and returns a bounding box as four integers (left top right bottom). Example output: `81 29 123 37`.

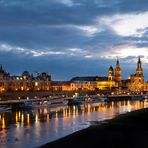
0 100 148 148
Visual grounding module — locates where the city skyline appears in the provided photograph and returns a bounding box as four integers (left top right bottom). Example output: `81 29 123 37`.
0 56 148 81
0 0 148 80
0 56 147 82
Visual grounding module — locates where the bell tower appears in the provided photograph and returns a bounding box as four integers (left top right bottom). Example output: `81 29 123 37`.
108 66 114 89
136 56 143 77
115 57 122 82
108 66 114 81
136 56 144 85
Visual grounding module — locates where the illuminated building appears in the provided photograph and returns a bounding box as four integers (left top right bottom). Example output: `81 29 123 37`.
0 65 10 92
50 81 71 91
70 76 97 91
0 56 148 92
70 65 117 91
115 57 122 88
127 56 145 91
0 67 51 92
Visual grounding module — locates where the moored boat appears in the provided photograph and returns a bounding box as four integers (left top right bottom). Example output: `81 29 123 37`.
68 98 82 106
22 98 68 109
131 95 143 100
99 97 108 102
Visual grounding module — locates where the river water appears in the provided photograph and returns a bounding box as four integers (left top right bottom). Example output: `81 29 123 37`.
0 100 148 148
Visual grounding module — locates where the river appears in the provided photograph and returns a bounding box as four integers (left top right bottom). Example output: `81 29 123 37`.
0 100 148 148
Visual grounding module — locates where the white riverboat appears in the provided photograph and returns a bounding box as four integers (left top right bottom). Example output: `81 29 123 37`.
23 98 68 109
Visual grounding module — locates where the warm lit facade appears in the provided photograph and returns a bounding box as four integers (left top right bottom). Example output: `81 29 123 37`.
50 81 71 91
0 56 147 92
144 82 148 92
0 66 51 92
70 77 97 91
127 56 145 92
70 64 118 91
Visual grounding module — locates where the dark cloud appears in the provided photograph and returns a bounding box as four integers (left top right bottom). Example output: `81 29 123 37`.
0 26 89 49
1 0 148 27
0 0 148 80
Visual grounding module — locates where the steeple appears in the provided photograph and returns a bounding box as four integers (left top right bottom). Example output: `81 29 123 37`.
137 55 142 69
116 56 119 66
136 56 143 77
115 57 122 82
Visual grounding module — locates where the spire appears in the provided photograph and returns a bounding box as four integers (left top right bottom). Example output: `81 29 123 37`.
136 55 143 77
115 56 121 70
116 56 119 65
137 55 141 69
138 55 140 62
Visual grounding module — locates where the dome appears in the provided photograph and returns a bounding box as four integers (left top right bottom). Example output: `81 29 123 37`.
41 72 48 76
22 71 30 76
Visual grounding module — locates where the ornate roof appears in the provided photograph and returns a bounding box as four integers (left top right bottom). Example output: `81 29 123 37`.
22 71 30 76
109 66 114 71
70 76 108 82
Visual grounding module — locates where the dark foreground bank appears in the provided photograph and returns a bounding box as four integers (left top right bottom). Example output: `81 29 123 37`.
40 108 148 148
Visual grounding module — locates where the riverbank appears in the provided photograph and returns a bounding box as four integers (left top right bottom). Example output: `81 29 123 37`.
0 90 98 100
40 107 148 148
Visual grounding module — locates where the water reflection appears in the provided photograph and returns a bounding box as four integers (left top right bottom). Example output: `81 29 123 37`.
0 100 148 148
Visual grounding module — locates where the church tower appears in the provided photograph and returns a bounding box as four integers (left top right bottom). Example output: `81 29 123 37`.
136 56 144 85
136 56 143 77
115 57 122 82
108 66 114 81
108 66 114 89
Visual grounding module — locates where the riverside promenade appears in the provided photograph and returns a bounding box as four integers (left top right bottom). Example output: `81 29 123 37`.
0 90 96 100
40 108 148 148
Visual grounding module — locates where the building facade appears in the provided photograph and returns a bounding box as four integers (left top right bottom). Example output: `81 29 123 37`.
70 65 118 91
127 56 145 91
0 67 51 92
0 56 147 92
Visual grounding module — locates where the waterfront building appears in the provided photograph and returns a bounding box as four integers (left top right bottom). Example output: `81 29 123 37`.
144 82 148 92
127 56 145 92
0 65 11 92
70 66 117 91
50 81 71 91
0 68 51 92
0 56 147 93
70 76 97 91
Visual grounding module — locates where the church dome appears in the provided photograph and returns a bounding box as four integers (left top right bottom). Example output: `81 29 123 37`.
22 71 30 76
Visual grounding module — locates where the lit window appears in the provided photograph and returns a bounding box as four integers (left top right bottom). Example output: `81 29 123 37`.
35 82 38 86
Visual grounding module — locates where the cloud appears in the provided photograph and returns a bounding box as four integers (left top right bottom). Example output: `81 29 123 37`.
0 43 25 53
100 11 148 36
101 46 148 63
0 0 148 80
30 50 65 57
55 0 75 7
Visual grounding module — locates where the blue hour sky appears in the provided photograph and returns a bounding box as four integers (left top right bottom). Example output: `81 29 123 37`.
0 0 148 80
